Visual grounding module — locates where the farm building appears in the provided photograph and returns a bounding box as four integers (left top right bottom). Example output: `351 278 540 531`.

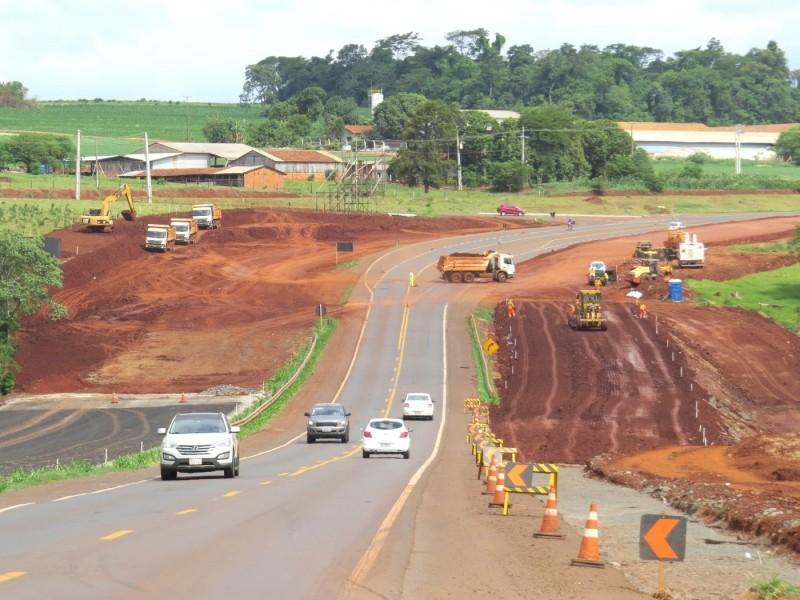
619 121 800 159
119 164 285 188
262 148 343 180
340 124 374 149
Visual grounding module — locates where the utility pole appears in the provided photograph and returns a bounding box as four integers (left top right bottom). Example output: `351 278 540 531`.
95 138 100 188
734 124 743 175
75 130 81 201
520 126 526 163
144 131 153 204
456 130 463 191
184 96 191 141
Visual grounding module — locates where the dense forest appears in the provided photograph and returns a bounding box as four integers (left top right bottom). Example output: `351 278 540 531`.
240 32 800 125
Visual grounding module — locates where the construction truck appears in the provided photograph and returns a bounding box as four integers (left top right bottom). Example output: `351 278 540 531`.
79 184 136 232
633 240 658 260
170 218 198 244
145 224 176 252
678 233 705 268
588 260 610 286
436 250 515 283
567 290 607 331
192 203 222 229
663 231 685 261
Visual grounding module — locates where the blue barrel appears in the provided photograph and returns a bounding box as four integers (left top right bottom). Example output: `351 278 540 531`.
668 279 683 302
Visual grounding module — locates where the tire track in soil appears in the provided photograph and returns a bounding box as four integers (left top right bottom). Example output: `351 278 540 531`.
0 409 84 449
501 305 531 451
538 303 561 424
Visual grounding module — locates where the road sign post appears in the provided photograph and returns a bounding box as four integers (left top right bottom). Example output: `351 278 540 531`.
335 241 353 266
639 514 687 595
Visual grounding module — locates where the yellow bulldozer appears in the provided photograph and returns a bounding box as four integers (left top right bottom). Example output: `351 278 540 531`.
79 184 136 232
567 290 607 331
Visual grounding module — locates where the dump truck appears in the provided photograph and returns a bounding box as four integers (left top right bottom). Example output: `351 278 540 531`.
79 184 136 232
436 250 515 283
170 218 198 244
567 290 607 331
145 224 176 252
192 204 222 229
678 233 705 267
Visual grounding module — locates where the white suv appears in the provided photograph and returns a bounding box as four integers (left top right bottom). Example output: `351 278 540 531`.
158 412 240 480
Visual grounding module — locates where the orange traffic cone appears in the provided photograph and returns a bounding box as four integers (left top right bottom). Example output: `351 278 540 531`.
571 503 604 568
484 458 498 495
179 392 188 404
110 392 118 404
488 465 510 509
534 485 565 539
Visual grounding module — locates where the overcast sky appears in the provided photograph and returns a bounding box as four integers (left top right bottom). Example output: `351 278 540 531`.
2 0 799 103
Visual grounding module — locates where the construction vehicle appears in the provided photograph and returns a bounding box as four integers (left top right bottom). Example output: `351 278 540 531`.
663 231 686 260
192 203 222 229
79 184 136 232
624 265 655 286
678 233 705 267
633 240 658 260
587 261 609 286
170 218 198 244
567 290 607 331
436 250 515 283
145 224 176 252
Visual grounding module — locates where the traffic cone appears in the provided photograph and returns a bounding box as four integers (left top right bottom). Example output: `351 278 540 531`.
179 392 188 404
534 485 565 539
484 459 497 495
488 464 509 509
110 392 118 404
571 503 604 568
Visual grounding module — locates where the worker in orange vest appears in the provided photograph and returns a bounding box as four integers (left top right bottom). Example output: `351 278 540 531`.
507 299 516 318
594 277 602 291
639 302 647 319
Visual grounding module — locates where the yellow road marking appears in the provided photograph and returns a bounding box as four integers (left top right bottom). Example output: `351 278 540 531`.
384 299 410 418
278 472 289 477
175 509 197 515
0 572 26 583
289 445 361 477
223 490 240 498
100 529 133 541
259 480 272 486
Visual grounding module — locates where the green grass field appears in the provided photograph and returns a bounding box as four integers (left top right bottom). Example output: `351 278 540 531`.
652 157 800 179
687 263 800 332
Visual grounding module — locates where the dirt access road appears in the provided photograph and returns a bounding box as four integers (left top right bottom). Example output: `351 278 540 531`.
486 216 800 560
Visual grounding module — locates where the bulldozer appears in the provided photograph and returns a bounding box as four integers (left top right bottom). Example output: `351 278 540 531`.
79 184 136 232
567 290 607 331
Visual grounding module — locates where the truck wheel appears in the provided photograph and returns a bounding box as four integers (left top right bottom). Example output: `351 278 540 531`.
495 272 508 282
449 272 462 283
463 272 475 283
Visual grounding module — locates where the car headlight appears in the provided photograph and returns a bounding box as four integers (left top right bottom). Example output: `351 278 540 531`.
217 451 230 460
162 441 178 449
308 420 314 426
162 453 175 461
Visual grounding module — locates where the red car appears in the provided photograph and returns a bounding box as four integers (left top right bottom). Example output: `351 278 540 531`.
497 203 525 216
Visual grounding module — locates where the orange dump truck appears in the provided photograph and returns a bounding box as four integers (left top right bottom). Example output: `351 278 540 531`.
436 250 516 283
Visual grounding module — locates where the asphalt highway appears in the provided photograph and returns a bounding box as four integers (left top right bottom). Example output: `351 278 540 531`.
0 211 794 598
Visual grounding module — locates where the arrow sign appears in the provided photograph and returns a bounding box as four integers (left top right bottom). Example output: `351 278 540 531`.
505 463 529 488
639 515 687 561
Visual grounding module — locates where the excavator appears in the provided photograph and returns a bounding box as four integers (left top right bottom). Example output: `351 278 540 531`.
79 184 137 232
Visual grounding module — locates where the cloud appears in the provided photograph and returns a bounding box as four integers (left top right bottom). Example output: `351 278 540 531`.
1 0 798 103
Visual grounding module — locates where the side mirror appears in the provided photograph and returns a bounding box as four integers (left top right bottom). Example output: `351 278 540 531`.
346 412 352 417
304 412 310 417
157 427 166 435
359 427 364 432
408 428 414 433
230 426 240 434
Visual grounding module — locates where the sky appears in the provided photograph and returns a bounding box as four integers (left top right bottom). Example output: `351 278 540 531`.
2 0 800 103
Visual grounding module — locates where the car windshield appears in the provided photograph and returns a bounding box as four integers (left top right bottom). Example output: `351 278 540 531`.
174 223 187 231
311 405 344 417
406 394 430 402
369 420 402 430
192 208 211 217
169 414 226 434
148 230 166 239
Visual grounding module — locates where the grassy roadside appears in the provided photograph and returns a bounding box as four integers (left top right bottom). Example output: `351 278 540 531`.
0 318 338 495
687 263 800 332
468 307 500 405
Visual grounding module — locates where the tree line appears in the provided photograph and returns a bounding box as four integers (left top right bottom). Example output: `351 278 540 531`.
240 33 800 124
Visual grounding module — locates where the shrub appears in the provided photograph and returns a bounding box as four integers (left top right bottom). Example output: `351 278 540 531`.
680 163 704 178
687 151 710 164
0 370 14 395
644 173 664 192
590 177 607 196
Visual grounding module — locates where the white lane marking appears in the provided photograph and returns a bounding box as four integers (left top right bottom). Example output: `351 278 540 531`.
242 431 304 461
52 479 151 502
347 303 449 588
0 503 35 514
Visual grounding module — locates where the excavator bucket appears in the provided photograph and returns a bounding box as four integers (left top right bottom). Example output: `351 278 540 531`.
121 209 136 221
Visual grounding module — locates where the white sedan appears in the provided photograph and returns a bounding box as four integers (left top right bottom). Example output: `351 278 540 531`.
362 418 410 459
402 392 434 420
668 220 685 230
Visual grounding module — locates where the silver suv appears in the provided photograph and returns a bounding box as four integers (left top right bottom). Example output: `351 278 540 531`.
305 403 351 443
158 412 240 480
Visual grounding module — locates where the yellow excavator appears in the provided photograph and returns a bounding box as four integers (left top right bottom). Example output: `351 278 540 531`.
79 184 137 232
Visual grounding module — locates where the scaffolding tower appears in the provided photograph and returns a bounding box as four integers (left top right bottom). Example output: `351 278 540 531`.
316 148 387 213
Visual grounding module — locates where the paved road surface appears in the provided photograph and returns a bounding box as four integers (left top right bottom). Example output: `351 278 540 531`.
1 212 796 598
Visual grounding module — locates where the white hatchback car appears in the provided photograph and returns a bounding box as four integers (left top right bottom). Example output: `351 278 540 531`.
668 220 685 230
402 392 434 420
362 418 411 459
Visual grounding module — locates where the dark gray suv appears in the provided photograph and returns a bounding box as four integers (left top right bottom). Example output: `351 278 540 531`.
305 403 351 443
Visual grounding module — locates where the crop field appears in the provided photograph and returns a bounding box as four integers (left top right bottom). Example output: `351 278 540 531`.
652 156 800 179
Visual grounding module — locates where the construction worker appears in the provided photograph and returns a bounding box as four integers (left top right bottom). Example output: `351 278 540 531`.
639 302 647 319
507 299 516 319
408 272 416 288
594 277 602 291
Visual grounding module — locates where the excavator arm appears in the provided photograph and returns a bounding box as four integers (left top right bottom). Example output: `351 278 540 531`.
79 184 136 231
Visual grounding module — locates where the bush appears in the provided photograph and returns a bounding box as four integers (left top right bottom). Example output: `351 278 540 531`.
680 163 704 178
687 151 710 164
644 173 664 192
606 155 636 179
0 370 14 395
488 161 532 192
590 177 607 196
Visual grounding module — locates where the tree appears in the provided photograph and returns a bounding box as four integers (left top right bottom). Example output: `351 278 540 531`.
580 120 633 177
295 86 327 120
520 106 588 182
0 81 34 107
203 118 239 143
373 92 427 138
488 161 532 191
0 231 66 394
390 100 461 192
5 133 73 173
774 126 800 165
